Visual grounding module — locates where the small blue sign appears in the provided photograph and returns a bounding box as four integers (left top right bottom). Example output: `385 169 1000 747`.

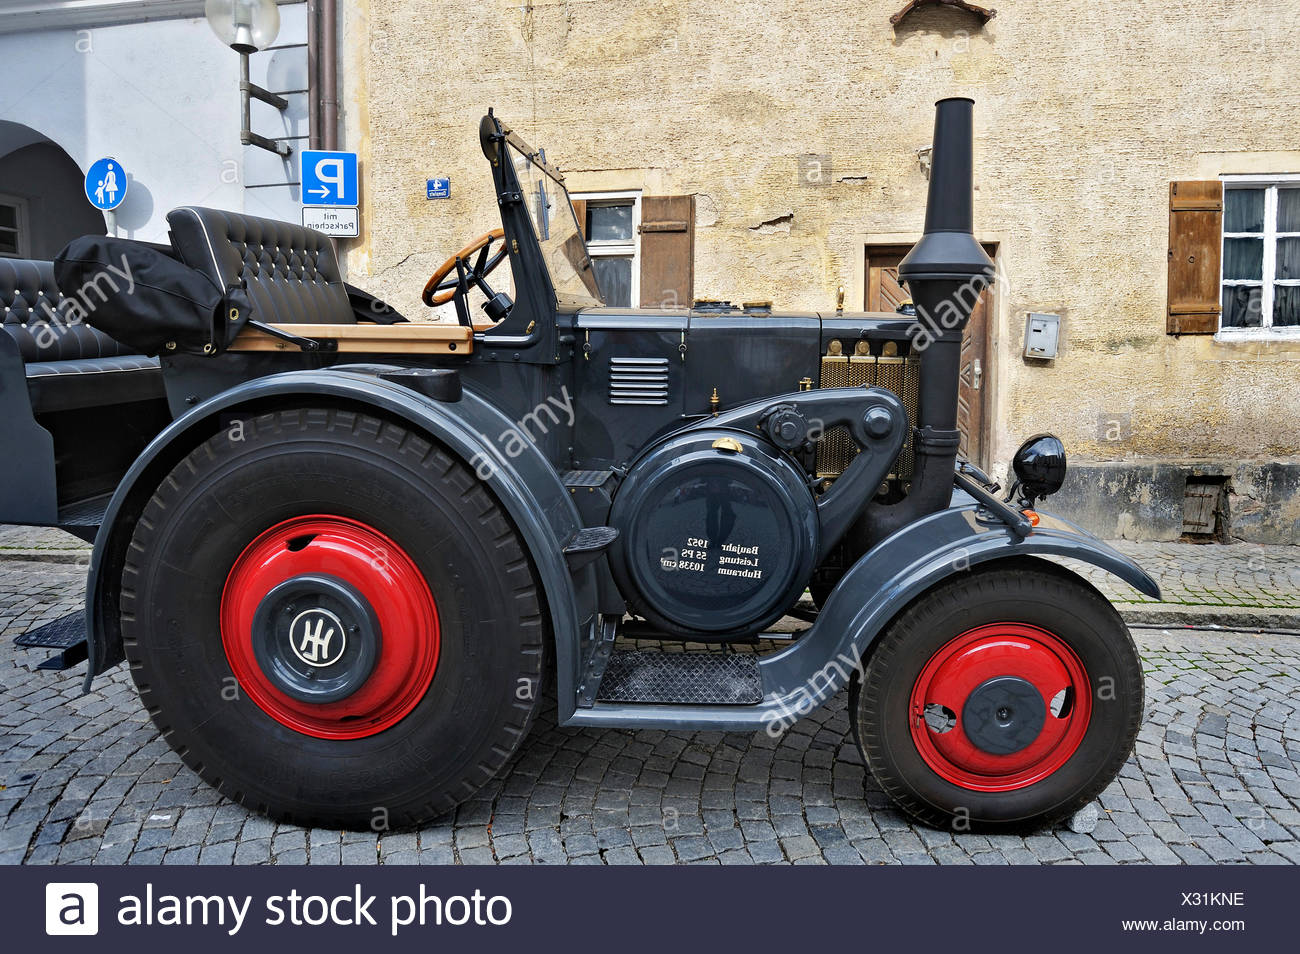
426 178 450 200
85 157 128 211
301 150 358 207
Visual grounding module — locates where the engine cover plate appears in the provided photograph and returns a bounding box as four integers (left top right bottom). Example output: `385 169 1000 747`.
609 430 818 638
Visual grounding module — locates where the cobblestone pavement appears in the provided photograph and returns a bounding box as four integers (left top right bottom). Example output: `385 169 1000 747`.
2 558 1299 865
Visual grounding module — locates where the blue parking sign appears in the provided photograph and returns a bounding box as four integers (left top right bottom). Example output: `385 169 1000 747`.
85 157 128 211
301 150 358 207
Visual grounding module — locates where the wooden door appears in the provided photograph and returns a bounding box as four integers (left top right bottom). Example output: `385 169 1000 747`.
865 244 994 468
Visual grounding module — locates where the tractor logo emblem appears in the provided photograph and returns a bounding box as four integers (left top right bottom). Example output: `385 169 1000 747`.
289 608 346 667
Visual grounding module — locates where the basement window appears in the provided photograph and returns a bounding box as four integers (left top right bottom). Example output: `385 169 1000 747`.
1181 476 1229 542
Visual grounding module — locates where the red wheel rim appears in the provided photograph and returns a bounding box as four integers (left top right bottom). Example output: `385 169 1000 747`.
220 515 439 739
908 623 1091 792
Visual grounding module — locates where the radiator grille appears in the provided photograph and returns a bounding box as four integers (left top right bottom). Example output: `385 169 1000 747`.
609 356 671 406
815 351 919 480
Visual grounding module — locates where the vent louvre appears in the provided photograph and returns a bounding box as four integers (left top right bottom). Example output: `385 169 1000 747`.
609 356 671 406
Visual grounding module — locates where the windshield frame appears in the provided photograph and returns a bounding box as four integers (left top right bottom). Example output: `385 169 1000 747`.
499 129 604 309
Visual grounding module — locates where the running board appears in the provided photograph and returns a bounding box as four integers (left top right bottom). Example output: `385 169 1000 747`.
13 612 88 670
57 494 111 543
562 526 618 570
596 650 762 705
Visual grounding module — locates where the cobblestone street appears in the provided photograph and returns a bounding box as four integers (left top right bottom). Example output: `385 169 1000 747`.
2 544 1299 866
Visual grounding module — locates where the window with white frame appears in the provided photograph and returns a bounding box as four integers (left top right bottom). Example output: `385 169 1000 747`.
0 195 29 259
1221 176 1300 332
574 191 640 307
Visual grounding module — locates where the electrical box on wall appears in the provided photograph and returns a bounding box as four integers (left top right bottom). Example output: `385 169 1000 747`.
1024 313 1061 360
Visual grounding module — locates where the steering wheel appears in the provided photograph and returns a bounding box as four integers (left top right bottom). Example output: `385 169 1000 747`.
422 228 508 308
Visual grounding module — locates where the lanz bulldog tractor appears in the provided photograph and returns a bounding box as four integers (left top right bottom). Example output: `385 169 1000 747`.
1 98 1159 831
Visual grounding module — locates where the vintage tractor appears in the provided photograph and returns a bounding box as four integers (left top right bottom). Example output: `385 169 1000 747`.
1 99 1158 831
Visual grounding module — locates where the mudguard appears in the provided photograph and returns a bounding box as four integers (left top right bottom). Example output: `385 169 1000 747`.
565 501 1160 731
82 366 597 703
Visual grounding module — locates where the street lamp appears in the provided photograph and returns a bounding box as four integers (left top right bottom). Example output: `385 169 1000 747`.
205 0 292 157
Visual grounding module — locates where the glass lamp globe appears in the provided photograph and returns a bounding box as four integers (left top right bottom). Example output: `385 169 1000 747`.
205 0 281 54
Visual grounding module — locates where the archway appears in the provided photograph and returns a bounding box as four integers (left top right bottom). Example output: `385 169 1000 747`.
0 121 106 261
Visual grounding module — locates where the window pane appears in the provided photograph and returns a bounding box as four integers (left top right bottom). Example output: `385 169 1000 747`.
1278 189 1300 232
1222 285 1263 328
587 203 634 243
592 256 632 307
0 205 15 230
1275 286 1300 327
1223 238 1264 280
1277 237 1300 280
0 231 17 256
1225 189 1265 233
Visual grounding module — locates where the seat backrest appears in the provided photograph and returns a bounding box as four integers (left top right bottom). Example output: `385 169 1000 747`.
166 206 354 325
0 257 137 364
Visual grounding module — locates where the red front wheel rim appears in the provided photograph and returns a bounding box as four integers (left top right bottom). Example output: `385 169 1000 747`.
220 515 440 739
908 623 1092 792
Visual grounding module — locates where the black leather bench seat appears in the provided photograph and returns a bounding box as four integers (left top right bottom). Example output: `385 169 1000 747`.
1 258 163 414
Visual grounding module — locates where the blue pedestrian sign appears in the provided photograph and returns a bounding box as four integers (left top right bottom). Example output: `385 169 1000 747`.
427 178 450 200
301 150 358 207
85 157 128 211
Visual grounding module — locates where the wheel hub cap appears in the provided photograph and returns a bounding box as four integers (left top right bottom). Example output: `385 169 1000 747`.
961 675 1046 755
908 623 1091 792
221 515 440 739
251 574 380 704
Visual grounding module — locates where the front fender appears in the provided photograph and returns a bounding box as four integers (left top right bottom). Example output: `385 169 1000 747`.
84 367 595 699
756 503 1160 721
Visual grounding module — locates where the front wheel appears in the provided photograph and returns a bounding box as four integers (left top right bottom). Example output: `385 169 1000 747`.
850 561 1143 831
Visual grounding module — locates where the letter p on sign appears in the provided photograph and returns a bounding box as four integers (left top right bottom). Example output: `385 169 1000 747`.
46 883 98 935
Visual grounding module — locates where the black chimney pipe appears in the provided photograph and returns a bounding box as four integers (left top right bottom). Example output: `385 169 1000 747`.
855 98 996 550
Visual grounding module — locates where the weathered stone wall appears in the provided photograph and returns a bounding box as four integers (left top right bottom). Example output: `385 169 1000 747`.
343 0 1300 540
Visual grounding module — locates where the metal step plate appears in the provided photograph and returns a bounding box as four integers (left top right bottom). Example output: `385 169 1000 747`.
562 469 614 488
596 650 762 705
14 612 88 671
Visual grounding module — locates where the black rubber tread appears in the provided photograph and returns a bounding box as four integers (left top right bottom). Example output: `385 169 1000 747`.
120 407 547 829
850 561 1143 832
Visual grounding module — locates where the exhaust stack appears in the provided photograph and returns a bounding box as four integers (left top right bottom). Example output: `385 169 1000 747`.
857 97 995 548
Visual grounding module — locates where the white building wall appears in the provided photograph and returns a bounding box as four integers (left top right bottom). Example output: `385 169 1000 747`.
0 2 307 245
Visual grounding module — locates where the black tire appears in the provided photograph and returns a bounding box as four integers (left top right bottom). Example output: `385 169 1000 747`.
850 560 1143 831
121 407 547 829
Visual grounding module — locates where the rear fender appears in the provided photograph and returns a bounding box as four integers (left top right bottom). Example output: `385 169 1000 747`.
755 504 1160 729
83 367 595 700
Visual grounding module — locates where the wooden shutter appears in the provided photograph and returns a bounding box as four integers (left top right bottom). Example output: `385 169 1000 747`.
1167 180 1223 334
571 199 587 239
639 195 695 309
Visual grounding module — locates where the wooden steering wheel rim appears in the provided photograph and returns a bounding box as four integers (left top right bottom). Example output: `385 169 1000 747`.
422 228 506 306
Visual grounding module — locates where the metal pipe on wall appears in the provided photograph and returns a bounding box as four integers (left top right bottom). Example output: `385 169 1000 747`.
307 0 320 150
321 0 338 150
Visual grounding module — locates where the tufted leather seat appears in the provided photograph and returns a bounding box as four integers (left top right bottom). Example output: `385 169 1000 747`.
166 206 354 326
1 257 164 413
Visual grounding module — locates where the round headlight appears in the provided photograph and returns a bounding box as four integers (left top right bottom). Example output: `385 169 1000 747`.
1012 434 1067 503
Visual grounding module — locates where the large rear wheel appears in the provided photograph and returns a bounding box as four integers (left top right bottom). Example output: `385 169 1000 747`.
850 561 1143 831
121 408 547 829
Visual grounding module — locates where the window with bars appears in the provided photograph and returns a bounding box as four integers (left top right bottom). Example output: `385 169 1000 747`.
1221 178 1300 331
0 195 29 259
573 191 641 308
